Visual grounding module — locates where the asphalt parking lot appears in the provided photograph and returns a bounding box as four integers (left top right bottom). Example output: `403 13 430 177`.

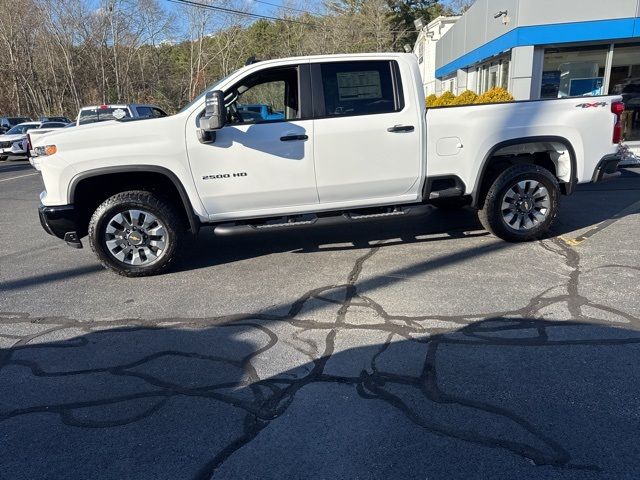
1 160 640 480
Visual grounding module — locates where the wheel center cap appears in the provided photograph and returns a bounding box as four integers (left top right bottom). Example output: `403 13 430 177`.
127 231 144 246
517 198 533 213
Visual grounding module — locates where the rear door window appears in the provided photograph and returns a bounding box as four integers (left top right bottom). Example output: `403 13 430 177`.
136 106 153 118
317 61 402 117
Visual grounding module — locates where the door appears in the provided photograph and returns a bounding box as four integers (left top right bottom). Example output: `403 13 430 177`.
186 64 317 217
312 60 422 204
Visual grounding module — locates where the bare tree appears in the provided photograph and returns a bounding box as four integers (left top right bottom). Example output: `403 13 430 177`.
0 0 430 117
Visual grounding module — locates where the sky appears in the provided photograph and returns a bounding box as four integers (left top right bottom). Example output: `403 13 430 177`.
161 0 325 40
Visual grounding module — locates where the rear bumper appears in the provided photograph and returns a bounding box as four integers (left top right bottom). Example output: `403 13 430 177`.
592 154 622 182
38 204 83 248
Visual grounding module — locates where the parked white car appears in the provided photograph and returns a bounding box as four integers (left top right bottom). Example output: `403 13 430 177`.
0 122 42 160
1 121 68 160
33 53 624 276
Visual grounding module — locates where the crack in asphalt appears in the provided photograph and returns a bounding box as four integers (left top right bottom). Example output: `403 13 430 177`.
0 234 639 478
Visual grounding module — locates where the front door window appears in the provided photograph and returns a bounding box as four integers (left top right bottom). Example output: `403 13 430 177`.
227 68 297 124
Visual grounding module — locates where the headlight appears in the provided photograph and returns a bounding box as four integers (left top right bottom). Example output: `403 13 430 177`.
33 145 57 157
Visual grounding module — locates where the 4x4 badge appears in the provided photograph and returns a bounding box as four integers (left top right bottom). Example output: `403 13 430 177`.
576 102 607 108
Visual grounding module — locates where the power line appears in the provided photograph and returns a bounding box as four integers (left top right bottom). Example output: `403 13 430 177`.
252 0 316 15
166 0 314 25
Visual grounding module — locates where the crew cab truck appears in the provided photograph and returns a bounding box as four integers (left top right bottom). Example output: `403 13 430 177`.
33 53 623 276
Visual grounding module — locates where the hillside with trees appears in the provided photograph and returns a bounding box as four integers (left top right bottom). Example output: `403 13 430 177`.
0 0 461 117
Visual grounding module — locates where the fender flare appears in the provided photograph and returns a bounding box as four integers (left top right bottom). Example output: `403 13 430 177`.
68 165 200 233
471 135 577 207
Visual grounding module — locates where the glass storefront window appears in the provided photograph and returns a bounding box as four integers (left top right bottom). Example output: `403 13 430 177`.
489 64 499 90
609 43 640 142
500 60 509 90
541 45 608 99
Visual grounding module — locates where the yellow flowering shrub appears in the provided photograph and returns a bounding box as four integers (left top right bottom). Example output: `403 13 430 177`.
451 90 479 106
475 87 514 104
426 94 438 107
432 91 456 107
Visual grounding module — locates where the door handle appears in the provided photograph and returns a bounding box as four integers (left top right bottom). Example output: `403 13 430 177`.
387 125 415 133
280 134 308 141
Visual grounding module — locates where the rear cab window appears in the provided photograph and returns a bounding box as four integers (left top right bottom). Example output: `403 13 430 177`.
78 107 131 125
314 60 404 118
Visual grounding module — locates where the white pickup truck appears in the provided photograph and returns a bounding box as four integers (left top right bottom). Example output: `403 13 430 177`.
32 53 623 276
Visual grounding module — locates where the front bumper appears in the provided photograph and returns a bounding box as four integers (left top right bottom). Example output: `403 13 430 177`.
38 204 83 248
592 154 622 182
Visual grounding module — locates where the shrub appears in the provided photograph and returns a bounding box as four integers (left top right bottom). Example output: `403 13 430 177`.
432 91 456 107
451 90 478 106
426 94 438 107
475 87 514 104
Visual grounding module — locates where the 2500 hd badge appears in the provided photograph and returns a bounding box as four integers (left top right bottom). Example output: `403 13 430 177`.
202 172 248 180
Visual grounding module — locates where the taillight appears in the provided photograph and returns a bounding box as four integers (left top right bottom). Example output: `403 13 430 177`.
612 101 625 144
26 133 32 153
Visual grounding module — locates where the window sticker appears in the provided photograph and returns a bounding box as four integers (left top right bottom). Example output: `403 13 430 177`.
336 71 382 101
112 108 127 120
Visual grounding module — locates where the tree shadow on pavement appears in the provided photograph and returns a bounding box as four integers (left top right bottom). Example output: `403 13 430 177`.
1 311 639 480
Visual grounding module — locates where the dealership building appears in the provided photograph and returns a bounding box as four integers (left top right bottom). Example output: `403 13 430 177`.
414 0 640 145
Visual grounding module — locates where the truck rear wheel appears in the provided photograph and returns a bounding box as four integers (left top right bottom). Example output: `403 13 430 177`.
88 191 184 277
478 164 559 242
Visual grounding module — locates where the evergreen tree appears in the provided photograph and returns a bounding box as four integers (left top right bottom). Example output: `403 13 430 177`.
386 0 445 45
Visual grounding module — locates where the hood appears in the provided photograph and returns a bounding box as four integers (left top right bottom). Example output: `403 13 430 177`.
0 134 26 142
30 114 183 152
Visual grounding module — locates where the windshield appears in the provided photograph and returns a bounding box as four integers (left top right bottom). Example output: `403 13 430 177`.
6 124 37 135
178 71 236 113
78 107 131 125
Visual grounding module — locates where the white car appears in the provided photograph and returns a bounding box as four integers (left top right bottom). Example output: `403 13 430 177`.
33 53 624 276
1 121 68 160
0 122 42 160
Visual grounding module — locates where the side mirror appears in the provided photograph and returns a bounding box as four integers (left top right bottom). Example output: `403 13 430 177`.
197 90 226 143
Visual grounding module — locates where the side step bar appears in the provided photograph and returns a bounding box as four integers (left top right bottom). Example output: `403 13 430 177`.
429 186 463 200
213 205 430 236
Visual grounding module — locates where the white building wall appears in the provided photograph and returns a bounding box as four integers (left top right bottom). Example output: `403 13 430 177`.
413 16 460 96
436 0 640 70
509 45 535 100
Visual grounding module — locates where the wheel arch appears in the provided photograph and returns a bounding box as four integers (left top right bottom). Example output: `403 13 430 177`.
471 135 577 208
69 165 200 235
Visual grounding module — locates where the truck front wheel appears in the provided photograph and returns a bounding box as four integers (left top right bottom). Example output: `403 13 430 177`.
478 164 559 242
88 191 184 277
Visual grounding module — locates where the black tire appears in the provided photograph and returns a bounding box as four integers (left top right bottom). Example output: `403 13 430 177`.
478 164 559 242
0 155 7 161
88 190 185 277
430 196 470 210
